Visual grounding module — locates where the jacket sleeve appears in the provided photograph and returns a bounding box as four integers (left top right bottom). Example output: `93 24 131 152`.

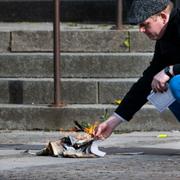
173 64 180 75
115 42 165 121
172 9 180 75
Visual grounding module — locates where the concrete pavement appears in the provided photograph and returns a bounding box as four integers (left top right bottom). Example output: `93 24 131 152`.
1 130 180 179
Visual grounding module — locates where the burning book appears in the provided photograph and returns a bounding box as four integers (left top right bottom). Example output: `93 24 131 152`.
33 121 106 158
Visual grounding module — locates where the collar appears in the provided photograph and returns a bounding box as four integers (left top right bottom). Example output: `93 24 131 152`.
159 8 178 40
169 7 178 22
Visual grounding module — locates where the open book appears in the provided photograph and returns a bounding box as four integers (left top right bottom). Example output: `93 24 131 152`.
147 88 176 112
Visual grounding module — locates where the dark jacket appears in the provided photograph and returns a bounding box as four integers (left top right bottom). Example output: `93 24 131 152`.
115 8 180 121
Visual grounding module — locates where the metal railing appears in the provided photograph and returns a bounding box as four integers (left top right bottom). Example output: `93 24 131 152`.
116 0 123 30
53 0 62 107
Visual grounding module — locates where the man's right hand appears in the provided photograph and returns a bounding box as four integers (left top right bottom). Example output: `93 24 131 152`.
93 114 124 139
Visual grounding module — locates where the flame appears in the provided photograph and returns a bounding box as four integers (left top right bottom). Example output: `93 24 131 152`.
59 121 100 137
84 121 99 136
59 127 78 132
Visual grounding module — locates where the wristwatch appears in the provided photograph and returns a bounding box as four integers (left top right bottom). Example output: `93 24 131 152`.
164 66 173 78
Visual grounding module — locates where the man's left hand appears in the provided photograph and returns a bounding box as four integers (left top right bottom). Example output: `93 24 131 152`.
151 69 170 93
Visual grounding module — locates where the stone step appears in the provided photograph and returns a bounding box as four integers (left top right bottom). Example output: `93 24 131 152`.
0 0 178 23
0 24 155 52
11 29 155 52
0 53 153 78
0 104 177 131
0 78 136 104
0 0 132 23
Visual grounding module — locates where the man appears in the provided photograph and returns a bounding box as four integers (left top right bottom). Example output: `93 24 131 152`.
94 0 180 139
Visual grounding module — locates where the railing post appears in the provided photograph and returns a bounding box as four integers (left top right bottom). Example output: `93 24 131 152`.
53 0 62 107
116 0 123 30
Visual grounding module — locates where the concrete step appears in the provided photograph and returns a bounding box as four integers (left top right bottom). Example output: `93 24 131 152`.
0 104 178 131
0 0 132 23
0 23 155 52
11 29 155 52
0 78 136 104
0 52 152 104
0 52 152 78
0 0 178 23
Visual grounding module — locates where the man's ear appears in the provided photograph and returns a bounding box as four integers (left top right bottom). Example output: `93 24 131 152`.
160 12 168 24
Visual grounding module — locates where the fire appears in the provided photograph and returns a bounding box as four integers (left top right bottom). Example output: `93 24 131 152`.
84 121 99 136
73 120 100 136
59 121 100 137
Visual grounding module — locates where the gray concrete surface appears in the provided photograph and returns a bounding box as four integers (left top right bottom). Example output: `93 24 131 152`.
0 53 152 78
0 23 154 52
10 30 155 52
0 104 179 131
1 131 180 179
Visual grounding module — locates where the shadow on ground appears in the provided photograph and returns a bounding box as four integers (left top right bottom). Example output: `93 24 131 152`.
1 144 180 156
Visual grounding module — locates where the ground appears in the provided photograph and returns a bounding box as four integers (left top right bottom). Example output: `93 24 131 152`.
1 130 180 180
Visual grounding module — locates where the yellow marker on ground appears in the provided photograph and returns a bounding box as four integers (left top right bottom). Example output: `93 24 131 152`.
157 134 168 138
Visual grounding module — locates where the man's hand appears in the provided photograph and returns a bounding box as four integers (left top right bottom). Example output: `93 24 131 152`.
93 115 122 139
151 69 170 93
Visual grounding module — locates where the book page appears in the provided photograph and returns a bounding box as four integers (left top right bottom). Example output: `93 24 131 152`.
147 88 176 112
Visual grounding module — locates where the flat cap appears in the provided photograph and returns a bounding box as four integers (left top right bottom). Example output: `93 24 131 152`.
127 0 170 25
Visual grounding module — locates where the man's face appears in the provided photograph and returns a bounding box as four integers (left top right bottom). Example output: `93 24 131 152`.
139 15 167 40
